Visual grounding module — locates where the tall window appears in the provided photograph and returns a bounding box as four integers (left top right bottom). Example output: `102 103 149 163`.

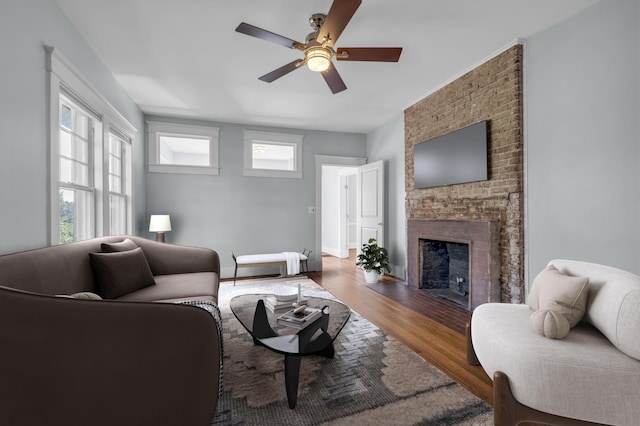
48 46 136 244
59 95 95 243
108 132 131 235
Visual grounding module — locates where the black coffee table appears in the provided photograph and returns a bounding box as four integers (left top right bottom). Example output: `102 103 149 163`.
230 294 350 409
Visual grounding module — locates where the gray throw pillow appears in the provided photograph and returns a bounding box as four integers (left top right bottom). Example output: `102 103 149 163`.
89 247 155 299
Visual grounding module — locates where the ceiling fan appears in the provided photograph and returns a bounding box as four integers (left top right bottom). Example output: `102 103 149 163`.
235 0 402 94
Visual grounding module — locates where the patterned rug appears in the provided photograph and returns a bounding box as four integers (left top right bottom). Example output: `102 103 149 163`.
211 277 492 426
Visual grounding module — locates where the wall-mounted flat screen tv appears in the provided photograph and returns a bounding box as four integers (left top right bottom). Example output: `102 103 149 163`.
414 120 488 189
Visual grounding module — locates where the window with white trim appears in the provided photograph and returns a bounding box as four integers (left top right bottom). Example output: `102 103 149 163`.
58 95 96 243
47 46 136 245
147 121 219 175
108 132 132 235
243 130 303 179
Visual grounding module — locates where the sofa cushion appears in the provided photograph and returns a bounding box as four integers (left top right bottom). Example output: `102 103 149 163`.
529 265 589 328
101 238 138 253
89 248 156 299
116 272 218 304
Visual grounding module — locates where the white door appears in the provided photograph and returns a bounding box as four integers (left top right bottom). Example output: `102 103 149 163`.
356 160 385 254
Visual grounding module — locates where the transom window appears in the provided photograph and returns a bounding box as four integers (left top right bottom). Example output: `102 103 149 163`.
243 130 303 179
159 135 210 166
147 121 219 175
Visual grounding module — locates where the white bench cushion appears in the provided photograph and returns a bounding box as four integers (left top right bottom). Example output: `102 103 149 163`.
235 253 307 265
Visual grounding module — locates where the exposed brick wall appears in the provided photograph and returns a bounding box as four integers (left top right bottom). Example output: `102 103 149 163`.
404 45 523 303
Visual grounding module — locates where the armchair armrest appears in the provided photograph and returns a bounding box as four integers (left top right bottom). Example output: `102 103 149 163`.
129 236 220 276
0 286 219 426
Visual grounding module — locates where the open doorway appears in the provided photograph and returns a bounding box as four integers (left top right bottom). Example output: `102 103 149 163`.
314 155 366 272
321 165 357 258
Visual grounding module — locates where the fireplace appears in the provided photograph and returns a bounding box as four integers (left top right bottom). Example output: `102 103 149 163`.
408 220 501 310
420 238 470 310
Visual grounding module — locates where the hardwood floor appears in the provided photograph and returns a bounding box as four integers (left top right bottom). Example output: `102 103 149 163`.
307 251 494 406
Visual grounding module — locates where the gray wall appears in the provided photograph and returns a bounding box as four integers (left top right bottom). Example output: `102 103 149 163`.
366 112 407 279
525 0 640 284
144 116 367 279
0 0 146 255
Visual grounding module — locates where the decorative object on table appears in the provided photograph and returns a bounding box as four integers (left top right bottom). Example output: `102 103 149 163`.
149 215 171 242
264 296 294 313
355 238 391 284
272 285 298 302
277 306 323 330
266 284 308 313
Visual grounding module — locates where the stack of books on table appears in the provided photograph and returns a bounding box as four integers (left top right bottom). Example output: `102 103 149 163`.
264 296 296 313
277 306 322 330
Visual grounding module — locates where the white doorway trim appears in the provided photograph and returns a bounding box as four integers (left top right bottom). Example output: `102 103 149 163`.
315 155 366 271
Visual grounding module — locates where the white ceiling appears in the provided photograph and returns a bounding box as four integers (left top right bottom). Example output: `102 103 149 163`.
55 0 598 134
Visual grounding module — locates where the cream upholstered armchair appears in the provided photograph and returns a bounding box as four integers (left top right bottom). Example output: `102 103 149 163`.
468 259 640 426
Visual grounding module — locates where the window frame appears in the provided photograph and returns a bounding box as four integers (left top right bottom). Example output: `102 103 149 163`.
147 121 220 175
58 94 98 243
243 130 303 179
107 130 133 236
47 46 137 245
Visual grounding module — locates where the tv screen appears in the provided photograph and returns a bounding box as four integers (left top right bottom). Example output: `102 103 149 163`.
414 121 488 189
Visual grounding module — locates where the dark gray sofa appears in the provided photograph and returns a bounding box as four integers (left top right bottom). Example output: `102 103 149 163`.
0 235 221 426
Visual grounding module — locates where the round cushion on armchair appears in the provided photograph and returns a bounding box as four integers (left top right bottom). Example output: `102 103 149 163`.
531 309 570 339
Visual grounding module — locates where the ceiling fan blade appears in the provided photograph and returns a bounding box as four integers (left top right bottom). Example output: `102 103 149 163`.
258 60 303 83
316 0 362 47
321 63 347 94
236 22 305 50
336 47 403 62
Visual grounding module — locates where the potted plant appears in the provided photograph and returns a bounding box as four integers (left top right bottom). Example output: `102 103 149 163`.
355 238 391 284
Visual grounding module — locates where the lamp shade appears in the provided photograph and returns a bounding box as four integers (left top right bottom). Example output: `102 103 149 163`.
149 215 172 232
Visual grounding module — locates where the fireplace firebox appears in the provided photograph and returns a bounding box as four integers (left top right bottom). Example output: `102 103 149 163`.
420 239 470 310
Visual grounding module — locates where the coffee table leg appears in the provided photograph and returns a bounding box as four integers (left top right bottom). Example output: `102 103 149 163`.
284 354 302 409
252 299 278 344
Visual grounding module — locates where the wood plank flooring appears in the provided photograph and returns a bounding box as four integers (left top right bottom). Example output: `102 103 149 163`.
306 251 494 406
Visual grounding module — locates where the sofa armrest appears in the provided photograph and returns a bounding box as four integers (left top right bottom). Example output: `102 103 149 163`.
129 236 220 276
0 286 220 426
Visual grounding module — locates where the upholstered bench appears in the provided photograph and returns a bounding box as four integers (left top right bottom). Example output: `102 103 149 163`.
231 249 310 284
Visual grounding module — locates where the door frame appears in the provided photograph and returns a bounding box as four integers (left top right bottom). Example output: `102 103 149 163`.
315 155 366 271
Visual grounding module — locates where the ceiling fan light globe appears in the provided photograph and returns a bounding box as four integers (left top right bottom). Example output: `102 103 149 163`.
306 47 331 72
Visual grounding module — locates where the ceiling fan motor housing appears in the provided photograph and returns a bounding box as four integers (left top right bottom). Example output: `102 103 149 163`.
309 13 327 30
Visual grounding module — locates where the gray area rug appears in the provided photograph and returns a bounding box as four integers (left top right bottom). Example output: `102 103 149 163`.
212 277 492 425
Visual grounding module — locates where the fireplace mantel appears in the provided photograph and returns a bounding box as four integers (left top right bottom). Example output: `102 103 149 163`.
407 219 501 310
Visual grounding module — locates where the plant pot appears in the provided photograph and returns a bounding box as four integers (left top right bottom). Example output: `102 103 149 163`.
363 270 381 284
